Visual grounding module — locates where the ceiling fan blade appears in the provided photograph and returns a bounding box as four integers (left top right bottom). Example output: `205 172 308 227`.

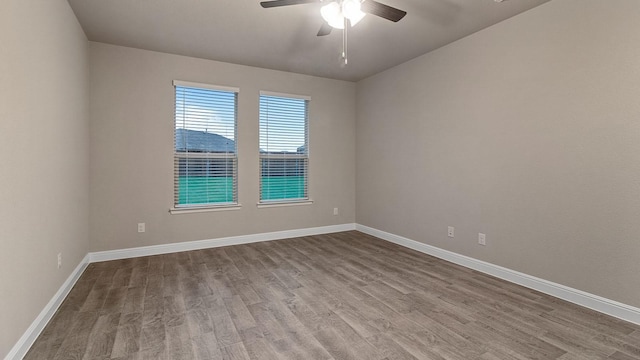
361 0 407 22
317 21 333 36
260 0 318 8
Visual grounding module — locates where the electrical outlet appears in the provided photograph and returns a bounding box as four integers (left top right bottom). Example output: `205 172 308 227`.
138 223 145 233
57 253 62 269
447 226 455 238
478 233 486 246
333 208 339 216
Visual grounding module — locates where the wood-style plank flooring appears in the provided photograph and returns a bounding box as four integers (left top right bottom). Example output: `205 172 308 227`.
24 231 640 360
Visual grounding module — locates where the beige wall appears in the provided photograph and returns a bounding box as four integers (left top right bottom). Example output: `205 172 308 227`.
356 0 640 308
4 0 640 355
0 0 89 357
89 43 356 252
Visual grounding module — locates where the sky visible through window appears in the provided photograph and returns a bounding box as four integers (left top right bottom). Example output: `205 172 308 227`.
175 86 236 141
259 95 307 153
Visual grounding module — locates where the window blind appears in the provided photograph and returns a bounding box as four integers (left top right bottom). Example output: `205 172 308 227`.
259 93 309 202
174 81 238 207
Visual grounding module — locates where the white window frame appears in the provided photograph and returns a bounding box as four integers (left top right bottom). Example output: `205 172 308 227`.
170 80 241 214
258 91 312 207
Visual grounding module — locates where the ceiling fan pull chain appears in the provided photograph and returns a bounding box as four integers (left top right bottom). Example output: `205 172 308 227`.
342 17 348 65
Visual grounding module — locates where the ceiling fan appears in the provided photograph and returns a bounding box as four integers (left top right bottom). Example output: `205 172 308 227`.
260 0 406 36
260 0 407 64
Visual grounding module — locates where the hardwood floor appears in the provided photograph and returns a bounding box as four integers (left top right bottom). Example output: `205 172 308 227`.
24 231 640 360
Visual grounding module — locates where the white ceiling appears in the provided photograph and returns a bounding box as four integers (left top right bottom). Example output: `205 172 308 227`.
67 0 550 82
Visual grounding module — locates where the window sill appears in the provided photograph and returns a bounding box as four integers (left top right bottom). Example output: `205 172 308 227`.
257 200 314 209
169 204 242 215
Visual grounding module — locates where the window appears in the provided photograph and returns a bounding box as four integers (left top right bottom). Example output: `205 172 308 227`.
259 92 310 203
174 81 238 208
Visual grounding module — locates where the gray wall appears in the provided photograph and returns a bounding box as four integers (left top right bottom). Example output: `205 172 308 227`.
0 0 89 357
357 0 640 308
89 43 356 252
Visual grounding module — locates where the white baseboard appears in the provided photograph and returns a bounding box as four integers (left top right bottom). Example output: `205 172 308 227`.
356 224 640 326
5 254 90 360
89 223 356 262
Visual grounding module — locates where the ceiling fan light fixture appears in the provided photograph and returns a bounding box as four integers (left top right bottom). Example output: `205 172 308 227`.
347 9 365 26
342 0 366 27
342 0 361 18
321 2 345 29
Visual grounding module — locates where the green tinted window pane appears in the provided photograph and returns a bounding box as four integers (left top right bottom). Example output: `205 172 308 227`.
178 176 234 205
